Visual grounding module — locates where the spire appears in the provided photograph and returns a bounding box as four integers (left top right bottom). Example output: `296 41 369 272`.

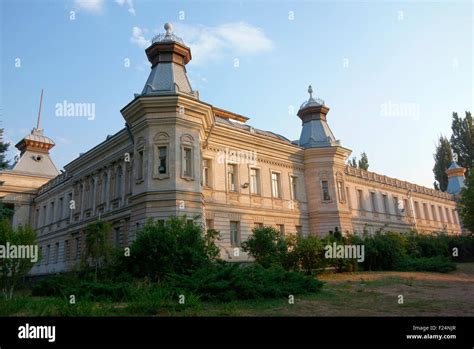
297 85 338 148
446 155 466 195
141 23 198 98
36 89 43 130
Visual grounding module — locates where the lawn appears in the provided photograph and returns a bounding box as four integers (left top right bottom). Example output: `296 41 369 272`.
2 263 473 317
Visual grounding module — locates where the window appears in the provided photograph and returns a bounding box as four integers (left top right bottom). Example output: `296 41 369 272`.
183 147 193 177
158 146 167 174
43 205 47 226
271 172 281 198
102 173 108 203
58 197 64 221
230 221 240 247
438 206 444 222
137 149 144 180
64 240 69 262
337 181 345 202
254 222 263 229
114 227 121 247
202 159 210 187
290 176 298 200
382 194 390 216
75 237 81 260
115 166 123 199
414 202 421 218
50 201 55 223
277 224 285 235
370 192 378 213
445 207 452 224
46 245 50 265
431 205 437 221
321 180 330 201
296 226 303 236
393 197 399 215
250 168 260 195
206 219 214 230
54 242 59 264
228 164 237 192
423 203 430 220
357 189 364 210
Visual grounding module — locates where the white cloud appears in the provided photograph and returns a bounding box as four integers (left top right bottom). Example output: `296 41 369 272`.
115 0 135 16
130 27 150 49
130 22 274 65
74 0 105 14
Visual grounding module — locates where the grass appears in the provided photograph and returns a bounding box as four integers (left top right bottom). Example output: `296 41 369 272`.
2 263 474 316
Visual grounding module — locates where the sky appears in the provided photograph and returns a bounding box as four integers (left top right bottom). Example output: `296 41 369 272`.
1 0 472 188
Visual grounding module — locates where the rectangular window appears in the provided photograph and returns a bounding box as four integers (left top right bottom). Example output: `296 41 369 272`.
296 225 303 236
271 172 281 198
277 224 285 236
158 146 167 174
357 189 364 210
46 245 50 265
59 197 64 221
290 176 298 200
370 192 378 213
202 159 210 187
54 242 59 264
438 206 444 222
137 149 144 180
445 207 452 224
250 168 260 195
423 203 430 220
321 180 330 201
230 221 240 247
183 147 192 177
431 205 437 221
75 237 81 260
227 164 237 192
382 194 390 215
50 202 55 223
254 222 263 229
337 181 345 202
43 205 47 226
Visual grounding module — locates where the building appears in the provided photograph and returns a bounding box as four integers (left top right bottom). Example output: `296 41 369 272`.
0 23 466 275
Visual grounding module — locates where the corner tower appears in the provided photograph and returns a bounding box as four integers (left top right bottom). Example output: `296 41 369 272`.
298 86 353 235
446 159 466 195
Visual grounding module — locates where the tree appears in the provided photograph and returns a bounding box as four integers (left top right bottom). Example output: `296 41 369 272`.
0 128 10 170
292 235 325 274
358 152 369 170
458 167 474 233
0 221 38 300
83 220 113 281
241 226 288 269
348 157 357 168
433 136 452 191
451 111 474 175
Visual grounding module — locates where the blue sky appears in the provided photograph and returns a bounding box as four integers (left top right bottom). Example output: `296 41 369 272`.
1 0 472 188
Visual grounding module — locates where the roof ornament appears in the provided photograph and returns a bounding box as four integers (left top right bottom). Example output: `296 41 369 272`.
308 85 313 99
151 22 184 45
164 22 173 36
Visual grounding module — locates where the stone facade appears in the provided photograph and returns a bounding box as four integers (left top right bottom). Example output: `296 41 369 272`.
0 24 465 276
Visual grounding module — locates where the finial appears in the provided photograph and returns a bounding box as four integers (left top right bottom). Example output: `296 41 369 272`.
308 85 313 99
36 89 43 130
164 22 173 35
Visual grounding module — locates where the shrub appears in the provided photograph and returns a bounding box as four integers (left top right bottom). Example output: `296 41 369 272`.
446 234 474 262
292 235 326 274
166 263 324 302
405 232 449 258
360 232 406 271
241 226 289 269
395 256 456 273
115 216 220 281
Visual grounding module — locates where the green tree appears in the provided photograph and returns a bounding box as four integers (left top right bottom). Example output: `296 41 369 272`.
0 221 38 300
451 111 474 174
348 157 357 168
241 226 288 269
458 167 474 233
433 136 452 191
292 235 325 274
0 128 10 170
83 220 113 281
358 152 369 170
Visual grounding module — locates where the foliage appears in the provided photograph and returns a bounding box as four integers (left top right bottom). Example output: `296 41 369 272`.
115 216 220 281
360 232 407 271
433 136 452 191
459 168 474 233
348 152 369 170
0 204 14 221
0 128 9 170
241 226 289 269
451 111 474 175
0 220 38 300
395 256 456 273
166 263 323 302
292 234 326 274
82 220 113 281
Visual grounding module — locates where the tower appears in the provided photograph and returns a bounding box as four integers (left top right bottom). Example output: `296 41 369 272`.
446 160 466 195
121 23 213 229
298 86 353 235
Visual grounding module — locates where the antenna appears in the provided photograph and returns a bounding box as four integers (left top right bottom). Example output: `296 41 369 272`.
36 89 43 129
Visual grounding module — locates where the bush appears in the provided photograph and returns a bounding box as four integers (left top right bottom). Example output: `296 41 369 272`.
241 226 289 269
405 232 450 258
395 256 456 273
166 263 324 302
292 235 326 274
115 216 220 281
446 234 474 262
360 232 407 271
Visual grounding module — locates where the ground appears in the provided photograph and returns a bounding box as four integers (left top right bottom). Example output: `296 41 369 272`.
2 263 474 316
